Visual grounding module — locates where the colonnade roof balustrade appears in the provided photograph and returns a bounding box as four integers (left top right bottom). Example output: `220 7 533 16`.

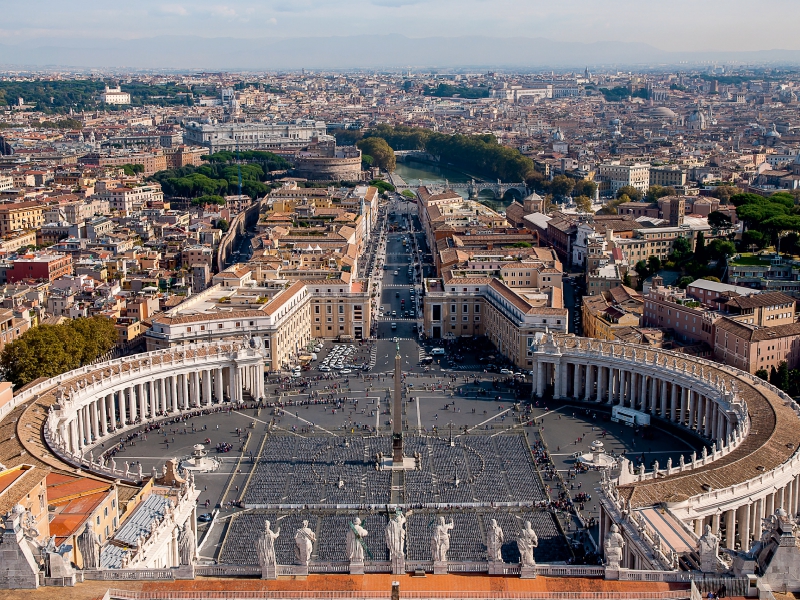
542 335 800 508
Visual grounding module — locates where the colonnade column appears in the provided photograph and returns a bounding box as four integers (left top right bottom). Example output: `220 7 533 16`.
89 401 98 441
584 365 593 401
99 395 107 436
215 368 224 402
724 510 735 549
597 365 607 402
607 367 614 404
660 379 668 417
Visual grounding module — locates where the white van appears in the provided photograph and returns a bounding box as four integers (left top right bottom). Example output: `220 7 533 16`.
430 347 446 356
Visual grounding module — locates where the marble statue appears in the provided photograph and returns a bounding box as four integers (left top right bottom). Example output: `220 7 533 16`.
487 518 504 562
386 509 410 560
294 520 316 565
178 522 196 565
698 524 719 573
257 520 280 568
604 524 625 570
517 521 538 567
77 522 101 569
431 516 454 562
346 518 369 562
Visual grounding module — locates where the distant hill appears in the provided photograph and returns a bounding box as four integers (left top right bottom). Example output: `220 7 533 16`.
2 34 800 70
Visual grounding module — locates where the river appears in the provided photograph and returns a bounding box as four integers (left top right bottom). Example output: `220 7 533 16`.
393 159 518 208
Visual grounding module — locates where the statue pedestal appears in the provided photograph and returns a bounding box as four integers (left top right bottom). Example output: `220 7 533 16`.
174 564 195 580
433 561 448 575
604 568 620 580
349 561 365 575
294 564 309 577
489 561 505 575
519 565 537 579
261 564 277 580
391 557 405 575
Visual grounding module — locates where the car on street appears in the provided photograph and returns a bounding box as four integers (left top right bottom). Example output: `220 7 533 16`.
500 368 512 374
339 368 352 375
391 323 397 329
198 513 213 523
319 366 331 372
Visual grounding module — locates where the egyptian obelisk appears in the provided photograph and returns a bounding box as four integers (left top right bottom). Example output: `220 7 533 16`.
392 340 404 463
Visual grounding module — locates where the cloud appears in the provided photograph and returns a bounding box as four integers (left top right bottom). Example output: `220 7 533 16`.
158 4 188 16
209 5 238 18
268 17 278 24
371 0 423 6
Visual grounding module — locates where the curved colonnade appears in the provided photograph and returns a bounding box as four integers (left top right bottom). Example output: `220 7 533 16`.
5 333 800 573
9 340 268 483
531 333 800 562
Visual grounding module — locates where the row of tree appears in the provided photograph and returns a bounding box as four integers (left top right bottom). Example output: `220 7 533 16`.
0 80 193 114
0 317 118 388
149 154 290 200
337 125 536 182
757 361 800 397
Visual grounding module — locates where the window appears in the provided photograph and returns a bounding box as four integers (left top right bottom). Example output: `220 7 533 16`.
339 305 344 314
218 324 223 329
315 306 320 314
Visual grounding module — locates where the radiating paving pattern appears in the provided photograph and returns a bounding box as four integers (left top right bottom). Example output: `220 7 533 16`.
223 431 567 566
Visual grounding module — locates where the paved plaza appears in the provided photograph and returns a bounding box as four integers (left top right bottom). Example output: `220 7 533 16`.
97 353 701 566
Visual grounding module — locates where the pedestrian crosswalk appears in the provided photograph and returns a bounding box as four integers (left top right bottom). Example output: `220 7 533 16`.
368 346 378 370
376 317 419 322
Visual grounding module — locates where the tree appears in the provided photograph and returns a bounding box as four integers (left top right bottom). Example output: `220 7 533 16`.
645 185 677 202
677 276 695 289
712 185 739 203
0 317 116 388
647 255 661 275
401 190 416 199
572 179 597 198
191 195 226 206
702 276 721 283
616 186 643 202
356 137 396 172
575 195 593 213
756 368 769 381
216 219 229 233
695 231 706 262
770 362 790 391
708 211 732 229
635 260 649 279
708 239 736 260
670 237 693 263
549 175 575 199
369 179 395 193
741 230 766 250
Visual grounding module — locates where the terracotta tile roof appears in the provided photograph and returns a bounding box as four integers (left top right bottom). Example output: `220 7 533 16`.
263 281 306 316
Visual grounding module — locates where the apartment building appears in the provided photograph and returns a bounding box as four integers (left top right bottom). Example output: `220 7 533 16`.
7 252 73 283
582 286 643 341
423 276 568 369
649 166 687 188
598 163 651 195
0 201 45 235
714 318 800 374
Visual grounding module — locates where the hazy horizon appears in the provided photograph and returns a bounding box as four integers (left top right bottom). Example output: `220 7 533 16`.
4 0 800 70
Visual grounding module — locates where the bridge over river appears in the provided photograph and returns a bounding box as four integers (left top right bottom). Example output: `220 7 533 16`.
389 171 527 200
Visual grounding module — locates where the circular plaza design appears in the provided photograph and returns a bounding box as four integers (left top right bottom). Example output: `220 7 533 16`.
1 332 800 596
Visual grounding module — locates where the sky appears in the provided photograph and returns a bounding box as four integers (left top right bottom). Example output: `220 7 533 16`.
3 0 800 53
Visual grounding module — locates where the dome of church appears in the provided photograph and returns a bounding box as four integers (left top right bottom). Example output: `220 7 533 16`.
650 106 677 119
766 124 782 138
